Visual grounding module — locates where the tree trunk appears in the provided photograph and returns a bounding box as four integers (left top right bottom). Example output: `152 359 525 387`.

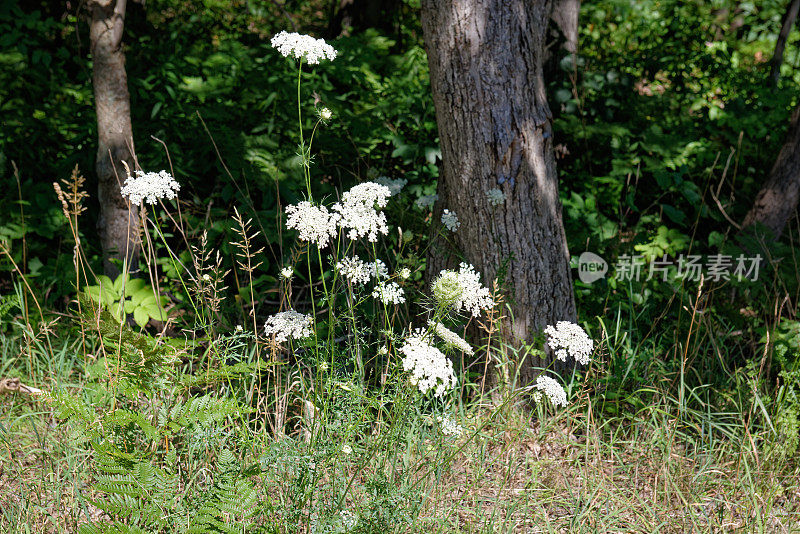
89 0 140 277
550 0 579 55
420 0 577 384
742 103 800 239
769 0 800 87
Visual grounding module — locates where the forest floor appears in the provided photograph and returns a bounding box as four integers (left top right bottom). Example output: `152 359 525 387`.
2 390 799 533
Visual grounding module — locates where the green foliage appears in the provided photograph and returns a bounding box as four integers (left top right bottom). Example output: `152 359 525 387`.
52 304 261 533
83 274 168 328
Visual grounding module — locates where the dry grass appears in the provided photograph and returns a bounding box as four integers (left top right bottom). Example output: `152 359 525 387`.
3 388 799 533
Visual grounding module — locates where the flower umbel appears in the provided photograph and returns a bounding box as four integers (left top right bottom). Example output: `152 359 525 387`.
120 170 180 205
264 310 314 343
375 176 408 196
431 270 463 310
285 201 340 249
534 375 568 407
271 31 337 64
436 414 465 437
372 281 405 305
430 321 474 355
433 263 494 317
336 256 387 285
336 256 371 286
399 329 456 397
441 209 460 232
415 194 438 209
544 321 594 365
486 188 505 206
333 182 391 242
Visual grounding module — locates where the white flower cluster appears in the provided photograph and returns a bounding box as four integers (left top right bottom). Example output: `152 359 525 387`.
339 510 357 530
336 256 371 285
333 182 391 242
120 170 180 205
434 263 494 317
534 375 568 407
399 330 456 397
436 414 464 437
336 256 387 285
544 321 594 365
271 31 337 65
284 182 394 247
318 107 333 121
372 281 405 305
441 209 460 232
375 176 407 196
486 188 505 206
430 321 473 355
280 267 293 280
264 309 313 342
415 194 438 209
285 201 339 249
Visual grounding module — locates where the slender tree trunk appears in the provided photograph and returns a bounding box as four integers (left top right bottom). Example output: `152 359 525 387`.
421 0 577 384
89 0 139 277
770 0 800 86
742 103 800 239
550 0 579 55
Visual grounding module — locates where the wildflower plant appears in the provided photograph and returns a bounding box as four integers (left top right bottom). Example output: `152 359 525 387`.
43 29 598 533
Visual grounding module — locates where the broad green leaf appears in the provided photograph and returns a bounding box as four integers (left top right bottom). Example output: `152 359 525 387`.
133 307 149 328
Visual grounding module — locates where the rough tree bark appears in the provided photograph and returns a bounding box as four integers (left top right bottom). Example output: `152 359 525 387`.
742 103 800 239
420 0 577 383
769 0 800 86
89 0 140 277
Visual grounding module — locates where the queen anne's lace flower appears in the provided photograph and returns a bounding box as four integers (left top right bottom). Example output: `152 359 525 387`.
430 321 474 355
454 263 494 316
264 310 313 342
534 375 568 407
336 257 387 285
375 176 407 196
434 263 494 317
318 107 333 121
544 321 594 365
285 201 340 249
271 31 337 64
336 256 371 286
432 270 462 310
436 414 464 437
399 329 456 397
441 209 460 232
415 194 438 209
486 188 505 206
370 259 389 280
333 182 391 242
120 170 180 205
280 267 293 280
372 281 405 305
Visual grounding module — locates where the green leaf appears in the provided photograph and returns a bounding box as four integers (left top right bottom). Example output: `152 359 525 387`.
131 287 155 307
145 304 165 321
133 306 149 328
